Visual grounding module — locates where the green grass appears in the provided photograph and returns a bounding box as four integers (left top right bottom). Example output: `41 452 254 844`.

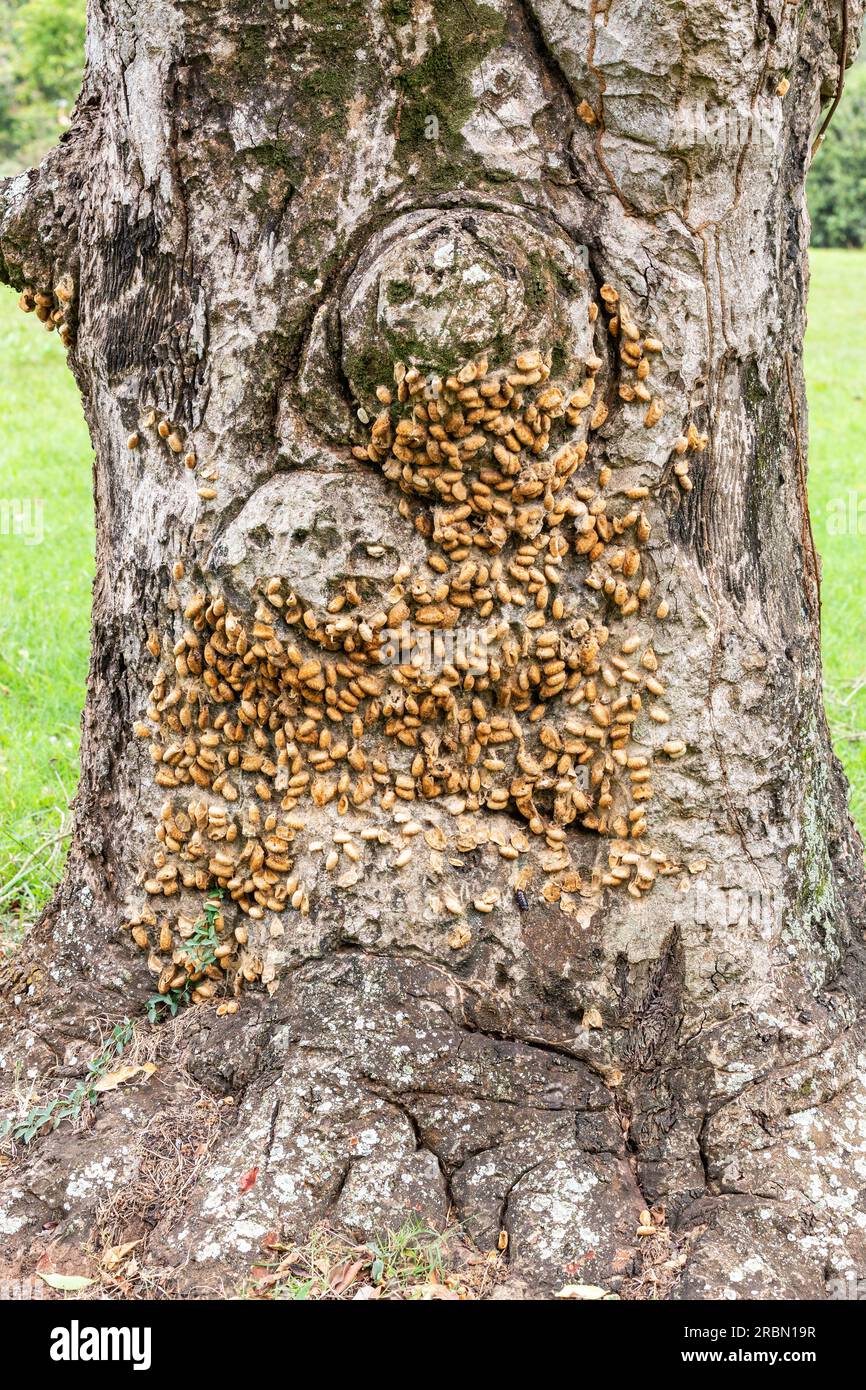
805 249 866 830
242 1218 494 1300
0 288 93 937
0 252 864 938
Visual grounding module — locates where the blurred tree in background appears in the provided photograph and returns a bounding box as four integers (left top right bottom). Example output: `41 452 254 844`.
0 0 85 176
809 59 866 248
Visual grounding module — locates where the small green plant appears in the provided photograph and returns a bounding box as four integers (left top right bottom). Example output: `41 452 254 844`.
145 890 222 1024
269 1275 317 1300
365 1220 448 1289
0 1018 133 1145
145 980 190 1024
186 892 222 966
243 1218 465 1301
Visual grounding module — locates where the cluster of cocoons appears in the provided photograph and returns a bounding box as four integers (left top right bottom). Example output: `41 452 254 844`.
125 288 704 1004
17 276 74 348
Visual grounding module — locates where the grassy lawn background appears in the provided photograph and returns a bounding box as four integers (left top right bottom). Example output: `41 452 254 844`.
0 252 864 934
0 295 93 933
805 250 866 830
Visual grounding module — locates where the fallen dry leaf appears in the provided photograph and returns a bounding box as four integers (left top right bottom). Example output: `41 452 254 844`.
93 1062 156 1092
238 1166 259 1194
101 1240 140 1271
330 1258 366 1294
38 1272 96 1292
408 1282 462 1300
555 1283 610 1300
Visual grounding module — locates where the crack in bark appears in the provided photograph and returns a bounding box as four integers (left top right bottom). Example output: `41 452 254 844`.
621 927 684 1076
497 1160 543 1260
785 350 821 631
365 1085 457 1215
263 1095 281 1169
455 1013 616 1085
696 1108 713 1193
513 0 579 175
330 1159 353 1206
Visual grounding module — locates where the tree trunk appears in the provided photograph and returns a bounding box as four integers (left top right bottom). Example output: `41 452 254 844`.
1 0 864 1300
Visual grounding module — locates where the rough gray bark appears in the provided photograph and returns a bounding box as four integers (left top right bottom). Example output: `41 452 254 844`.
1 0 865 1300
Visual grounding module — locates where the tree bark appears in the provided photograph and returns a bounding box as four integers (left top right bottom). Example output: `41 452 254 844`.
1 0 865 1300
